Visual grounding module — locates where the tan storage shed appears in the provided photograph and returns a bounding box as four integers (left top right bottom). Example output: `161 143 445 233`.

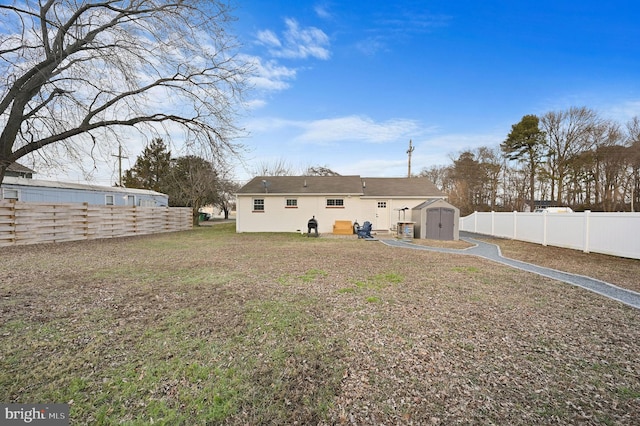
412 199 460 240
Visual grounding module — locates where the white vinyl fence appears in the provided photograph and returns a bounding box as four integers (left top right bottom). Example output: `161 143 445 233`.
460 211 640 260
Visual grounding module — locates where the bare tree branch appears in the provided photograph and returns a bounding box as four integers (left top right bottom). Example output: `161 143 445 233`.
0 0 250 181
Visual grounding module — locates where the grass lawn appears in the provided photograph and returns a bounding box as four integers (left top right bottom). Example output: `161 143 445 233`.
1 223 639 424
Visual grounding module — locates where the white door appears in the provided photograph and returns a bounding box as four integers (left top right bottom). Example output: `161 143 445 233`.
375 200 389 230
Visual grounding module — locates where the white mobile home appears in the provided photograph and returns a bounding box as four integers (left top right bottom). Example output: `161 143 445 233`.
1 176 168 207
236 175 447 234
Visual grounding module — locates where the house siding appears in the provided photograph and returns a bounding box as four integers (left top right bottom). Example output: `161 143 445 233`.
237 195 444 234
1 177 168 206
236 175 447 234
237 194 364 233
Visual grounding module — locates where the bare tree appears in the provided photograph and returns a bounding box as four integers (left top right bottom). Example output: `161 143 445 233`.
212 175 240 220
449 151 485 215
475 146 502 210
251 158 297 177
627 117 640 212
418 164 450 192
540 107 600 205
0 0 249 183
303 165 341 176
589 121 626 210
164 155 219 224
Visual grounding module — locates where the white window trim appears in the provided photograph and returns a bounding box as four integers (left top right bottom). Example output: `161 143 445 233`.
253 198 265 211
326 198 344 207
2 188 19 200
285 198 298 208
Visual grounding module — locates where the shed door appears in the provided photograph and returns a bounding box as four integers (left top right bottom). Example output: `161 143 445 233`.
440 208 454 240
426 208 455 240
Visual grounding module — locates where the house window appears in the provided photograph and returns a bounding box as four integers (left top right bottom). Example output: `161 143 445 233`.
326 198 344 207
105 195 115 205
253 198 265 211
285 199 298 208
378 201 387 208
2 188 19 200
126 195 135 206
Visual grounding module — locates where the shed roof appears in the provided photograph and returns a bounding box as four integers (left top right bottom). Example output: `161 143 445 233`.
237 175 445 197
413 198 459 211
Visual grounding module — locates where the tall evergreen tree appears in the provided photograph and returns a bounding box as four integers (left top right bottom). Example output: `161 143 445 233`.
122 138 171 191
502 115 546 211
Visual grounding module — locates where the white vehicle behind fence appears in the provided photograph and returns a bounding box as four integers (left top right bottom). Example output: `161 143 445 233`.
534 207 574 213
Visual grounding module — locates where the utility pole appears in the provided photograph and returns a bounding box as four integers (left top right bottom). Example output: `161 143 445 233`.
406 139 414 177
112 144 127 186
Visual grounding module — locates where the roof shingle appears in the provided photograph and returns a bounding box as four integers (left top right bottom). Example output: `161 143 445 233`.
237 175 444 197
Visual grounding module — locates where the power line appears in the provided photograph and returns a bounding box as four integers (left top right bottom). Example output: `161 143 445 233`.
406 139 414 177
111 144 128 186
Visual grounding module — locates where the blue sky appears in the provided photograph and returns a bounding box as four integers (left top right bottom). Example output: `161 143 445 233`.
229 0 640 181
28 0 639 185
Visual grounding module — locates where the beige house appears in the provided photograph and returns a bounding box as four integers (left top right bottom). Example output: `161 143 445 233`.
235 175 446 234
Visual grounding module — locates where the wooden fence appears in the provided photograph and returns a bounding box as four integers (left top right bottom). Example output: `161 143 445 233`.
0 201 192 247
460 210 640 260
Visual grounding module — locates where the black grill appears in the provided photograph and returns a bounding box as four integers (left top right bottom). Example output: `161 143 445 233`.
307 216 318 237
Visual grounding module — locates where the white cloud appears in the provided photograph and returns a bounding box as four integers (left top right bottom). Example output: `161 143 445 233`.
605 100 640 123
314 4 333 20
237 114 509 180
245 55 297 92
339 158 408 177
294 115 425 144
419 132 503 154
244 99 267 110
256 18 330 60
247 19 331 108
256 29 281 49
328 131 504 177
355 37 387 56
534 95 640 126
351 9 450 57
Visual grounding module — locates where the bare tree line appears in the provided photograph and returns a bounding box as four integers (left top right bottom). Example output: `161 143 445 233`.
419 107 640 216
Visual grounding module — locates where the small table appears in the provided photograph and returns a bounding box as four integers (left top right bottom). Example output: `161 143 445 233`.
397 221 415 241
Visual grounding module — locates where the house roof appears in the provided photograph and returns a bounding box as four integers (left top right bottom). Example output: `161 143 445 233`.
7 162 35 174
2 176 167 196
237 175 445 197
237 175 363 195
